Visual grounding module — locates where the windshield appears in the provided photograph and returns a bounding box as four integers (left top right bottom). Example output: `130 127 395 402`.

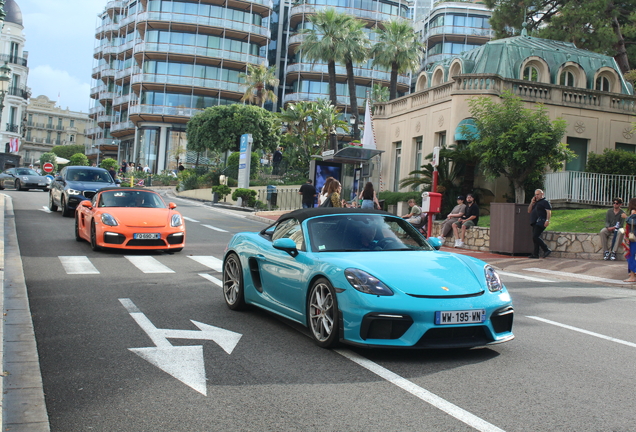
307 214 434 252
16 169 39 176
66 169 113 183
98 190 166 208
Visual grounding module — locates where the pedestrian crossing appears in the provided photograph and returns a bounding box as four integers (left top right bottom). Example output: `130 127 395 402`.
57 255 225 287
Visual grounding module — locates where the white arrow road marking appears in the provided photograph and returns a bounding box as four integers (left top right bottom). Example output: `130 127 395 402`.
59 256 100 274
125 256 175 273
336 349 506 432
183 216 199 222
188 255 223 272
202 224 229 233
40 206 52 213
119 298 242 395
199 273 222 287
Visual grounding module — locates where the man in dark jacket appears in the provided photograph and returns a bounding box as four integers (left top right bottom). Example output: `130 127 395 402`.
528 189 552 258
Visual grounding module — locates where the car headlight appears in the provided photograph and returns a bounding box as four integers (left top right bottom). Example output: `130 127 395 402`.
345 268 393 296
67 188 82 195
484 265 503 292
171 214 183 227
101 213 118 226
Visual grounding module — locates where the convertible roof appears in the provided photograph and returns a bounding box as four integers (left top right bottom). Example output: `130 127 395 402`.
96 187 156 193
277 207 391 224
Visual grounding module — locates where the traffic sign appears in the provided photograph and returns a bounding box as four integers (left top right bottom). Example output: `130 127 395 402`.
42 162 54 173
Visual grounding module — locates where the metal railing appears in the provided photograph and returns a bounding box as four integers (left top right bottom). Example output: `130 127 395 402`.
545 171 636 206
5 123 19 133
255 187 303 211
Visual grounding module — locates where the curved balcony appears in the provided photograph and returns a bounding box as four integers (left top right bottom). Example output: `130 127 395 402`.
290 4 401 26
134 42 266 68
99 91 117 101
424 25 494 40
117 38 142 59
86 126 103 137
424 53 455 65
283 92 365 108
115 65 140 81
100 68 117 79
113 93 138 108
89 105 105 115
110 120 135 136
95 22 119 35
92 63 109 78
97 114 115 126
129 104 202 122
136 12 271 41
0 54 28 67
105 1 123 12
130 73 244 94
286 62 410 86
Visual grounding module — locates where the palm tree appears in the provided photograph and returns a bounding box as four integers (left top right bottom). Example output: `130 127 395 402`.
313 99 349 153
239 62 279 107
372 19 423 100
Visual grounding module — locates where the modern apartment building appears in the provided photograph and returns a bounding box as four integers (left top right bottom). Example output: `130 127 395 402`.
22 95 92 166
89 0 273 173
0 0 29 155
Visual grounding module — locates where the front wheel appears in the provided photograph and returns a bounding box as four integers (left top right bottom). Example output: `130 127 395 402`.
90 222 101 251
75 215 83 242
308 278 340 348
48 193 58 212
61 196 72 217
222 253 245 310
15 180 22 191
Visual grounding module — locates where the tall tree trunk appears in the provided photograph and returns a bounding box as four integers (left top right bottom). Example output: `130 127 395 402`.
390 63 399 100
611 15 630 73
345 61 359 140
513 179 525 204
328 61 338 107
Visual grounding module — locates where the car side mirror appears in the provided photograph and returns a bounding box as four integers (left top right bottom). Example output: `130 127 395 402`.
80 200 92 210
55 176 63 182
427 237 442 250
273 238 299 257
169 202 177 209
115 179 121 184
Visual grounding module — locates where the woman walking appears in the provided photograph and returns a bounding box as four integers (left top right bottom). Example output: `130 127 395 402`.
358 182 380 209
623 198 636 282
318 177 334 205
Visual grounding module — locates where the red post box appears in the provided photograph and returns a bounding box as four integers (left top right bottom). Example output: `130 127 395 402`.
421 192 442 214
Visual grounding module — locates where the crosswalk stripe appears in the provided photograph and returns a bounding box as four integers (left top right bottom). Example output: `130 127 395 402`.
199 273 222 286
188 256 223 272
202 224 229 233
183 216 199 223
125 256 175 273
59 256 100 274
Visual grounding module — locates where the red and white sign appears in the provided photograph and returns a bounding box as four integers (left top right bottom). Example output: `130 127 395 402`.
42 162 54 173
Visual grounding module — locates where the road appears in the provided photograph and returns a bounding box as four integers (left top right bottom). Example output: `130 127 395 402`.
6 189 636 431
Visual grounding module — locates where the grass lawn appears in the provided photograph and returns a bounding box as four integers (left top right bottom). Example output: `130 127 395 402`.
476 208 610 234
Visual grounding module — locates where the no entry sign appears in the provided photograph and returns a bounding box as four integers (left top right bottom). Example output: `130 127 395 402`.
42 162 54 173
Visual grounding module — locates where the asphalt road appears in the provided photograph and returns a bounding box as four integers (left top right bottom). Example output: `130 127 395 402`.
8 189 636 432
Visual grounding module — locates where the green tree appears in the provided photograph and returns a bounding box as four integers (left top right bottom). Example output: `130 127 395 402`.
69 153 90 166
483 0 636 73
465 91 572 203
227 151 261 179
372 19 423 100
239 62 280 107
51 144 85 159
100 157 118 171
186 104 281 154
371 83 389 108
39 153 58 173
586 148 636 174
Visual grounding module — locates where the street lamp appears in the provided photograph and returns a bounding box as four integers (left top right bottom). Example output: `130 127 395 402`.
0 61 12 121
349 115 356 139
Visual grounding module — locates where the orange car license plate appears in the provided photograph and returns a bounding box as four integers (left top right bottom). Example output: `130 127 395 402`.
134 233 160 240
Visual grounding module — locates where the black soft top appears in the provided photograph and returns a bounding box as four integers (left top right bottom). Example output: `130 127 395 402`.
277 207 391 224
96 187 155 194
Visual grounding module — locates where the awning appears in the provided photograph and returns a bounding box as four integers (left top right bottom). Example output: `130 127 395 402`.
319 146 384 164
55 157 70 164
455 118 479 141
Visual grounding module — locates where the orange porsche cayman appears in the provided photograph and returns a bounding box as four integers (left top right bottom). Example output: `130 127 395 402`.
75 187 185 252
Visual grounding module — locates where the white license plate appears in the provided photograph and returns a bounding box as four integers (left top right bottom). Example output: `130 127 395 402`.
38 183 45 186
134 233 160 240
435 309 486 325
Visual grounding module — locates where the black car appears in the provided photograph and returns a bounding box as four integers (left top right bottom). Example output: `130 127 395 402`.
49 166 119 216
0 167 52 191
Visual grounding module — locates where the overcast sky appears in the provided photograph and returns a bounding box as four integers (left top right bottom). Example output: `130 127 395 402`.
19 0 106 113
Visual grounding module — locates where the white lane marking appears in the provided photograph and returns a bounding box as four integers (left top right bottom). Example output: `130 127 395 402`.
189 256 223 272
59 256 100 274
202 224 229 233
524 267 632 285
199 273 222 286
40 206 52 213
527 316 636 349
125 256 175 273
169 196 248 219
183 216 199 223
498 271 555 283
336 349 506 432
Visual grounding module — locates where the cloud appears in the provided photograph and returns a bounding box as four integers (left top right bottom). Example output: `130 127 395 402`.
28 65 91 113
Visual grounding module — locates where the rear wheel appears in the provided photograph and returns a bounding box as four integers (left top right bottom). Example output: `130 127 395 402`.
90 222 101 251
15 180 22 191
61 196 72 217
48 193 58 212
222 253 245 310
75 215 83 242
308 278 340 348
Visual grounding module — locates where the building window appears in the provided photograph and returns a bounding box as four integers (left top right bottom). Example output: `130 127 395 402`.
616 142 636 153
595 76 611 92
414 137 423 172
69 135 75 142
46 131 52 143
437 131 446 148
393 141 402 192
70 119 75 127
565 137 588 171
523 66 539 82
560 71 575 87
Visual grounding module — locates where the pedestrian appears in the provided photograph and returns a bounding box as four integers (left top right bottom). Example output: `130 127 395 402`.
272 147 283 175
318 177 334 205
143 164 150 173
121 160 127 173
402 199 423 224
527 189 552 258
108 166 117 181
452 193 479 248
438 196 466 243
600 197 626 260
298 179 317 208
358 182 380 209
623 198 636 282
321 179 342 207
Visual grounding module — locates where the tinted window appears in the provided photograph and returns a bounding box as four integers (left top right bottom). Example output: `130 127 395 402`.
100 190 166 208
272 218 305 250
66 169 113 183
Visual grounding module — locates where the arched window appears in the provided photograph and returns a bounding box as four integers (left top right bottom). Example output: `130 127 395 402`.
560 71 575 87
596 76 610 92
523 66 539 82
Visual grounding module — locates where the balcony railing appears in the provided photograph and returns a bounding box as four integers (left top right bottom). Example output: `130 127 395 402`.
137 12 271 39
545 171 636 207
423 25 494 40
130 73 244 93
290 4 402 22
111 120 135 134
134 42 266 67
5 123 19 133
129 104 201 118
286 62 410 85
8 86 29 99
0 54 28 67
283 92 366 107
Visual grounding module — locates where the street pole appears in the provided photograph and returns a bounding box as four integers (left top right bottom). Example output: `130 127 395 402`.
96 143 100 166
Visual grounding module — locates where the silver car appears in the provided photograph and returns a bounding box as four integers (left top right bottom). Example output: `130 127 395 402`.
0 167 51 191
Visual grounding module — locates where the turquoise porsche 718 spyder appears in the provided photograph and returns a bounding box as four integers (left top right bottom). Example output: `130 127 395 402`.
222 208 514 349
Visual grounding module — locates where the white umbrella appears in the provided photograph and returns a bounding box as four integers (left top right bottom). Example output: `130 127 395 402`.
55 157 70 164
